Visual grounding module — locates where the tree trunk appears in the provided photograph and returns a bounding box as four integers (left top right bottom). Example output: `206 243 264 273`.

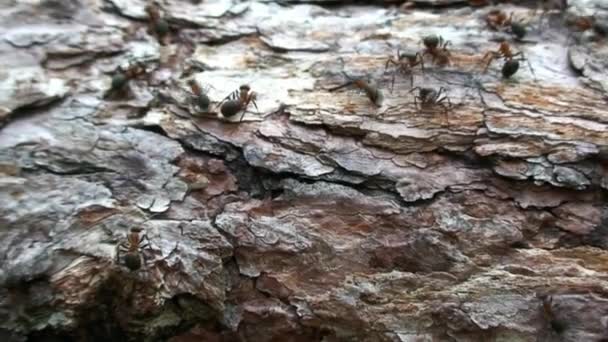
1 0 607 341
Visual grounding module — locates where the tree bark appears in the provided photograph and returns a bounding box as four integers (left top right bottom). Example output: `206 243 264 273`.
1 0 607 341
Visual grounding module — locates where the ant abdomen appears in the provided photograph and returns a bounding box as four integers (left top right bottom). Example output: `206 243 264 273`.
363 84 383 107
196 93 210 112
511 22 527 39
123 252 142 271
154 19 170 37
502 59 520 78
111 73 128 90
221 100 242 117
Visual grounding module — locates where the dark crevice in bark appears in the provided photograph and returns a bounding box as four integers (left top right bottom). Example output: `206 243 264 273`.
0 96 67 128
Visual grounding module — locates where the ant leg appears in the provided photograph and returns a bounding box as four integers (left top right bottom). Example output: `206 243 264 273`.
251 98 260 114
139 234 154 251
436 88 451 107
416 53 425 71
526 59 538 81
217 89 239 110
408 86 421 94
443 104 450 127
482 52 498 73
434 96 452 126
384 58 392 71
519 52 538 81
140 234 151 245
220 89 239 103
436 94 452 107
341 71 357 82
436 87 446 98
115 245 121 263
116 243 128 263
384 58 393 71
141 251 152 269
230 90 241 101
239 98 252 122
328 81 354 92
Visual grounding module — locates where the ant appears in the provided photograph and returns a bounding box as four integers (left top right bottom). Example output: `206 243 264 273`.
384 48 424 90
145 2 170 45
486 10 527 40
540 295 567 334
188 79 211 113
115 226 153 271
569 14 595 32
328 72 383 107
567 14 607 40
481 41 535 79
105 60 148 98
420 35 451 66
218 85 259 122
408 86 452 113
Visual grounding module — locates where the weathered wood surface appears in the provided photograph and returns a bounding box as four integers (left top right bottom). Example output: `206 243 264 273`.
1 0 607 341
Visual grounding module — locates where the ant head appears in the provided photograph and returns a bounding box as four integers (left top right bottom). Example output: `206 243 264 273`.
126 63 145 77
511 22 527 39
423 35 439 48
130 227 144 233
144 4 156 14
240 84 251 92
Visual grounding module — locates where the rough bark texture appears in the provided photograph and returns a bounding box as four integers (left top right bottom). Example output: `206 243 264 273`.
1 0 608 341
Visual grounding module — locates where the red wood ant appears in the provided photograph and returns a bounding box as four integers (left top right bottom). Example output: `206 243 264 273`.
481 41 536 79
188 79 211 113
328 72 384 107
104 60 148 99
421 35 451 66
116 226 152 271
486 10 527 40
409 86 452 112
145 2 170 45
408 86 453 125
567 13 607 40
540 295 567 334
384 48 424 91
218 85 259 122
